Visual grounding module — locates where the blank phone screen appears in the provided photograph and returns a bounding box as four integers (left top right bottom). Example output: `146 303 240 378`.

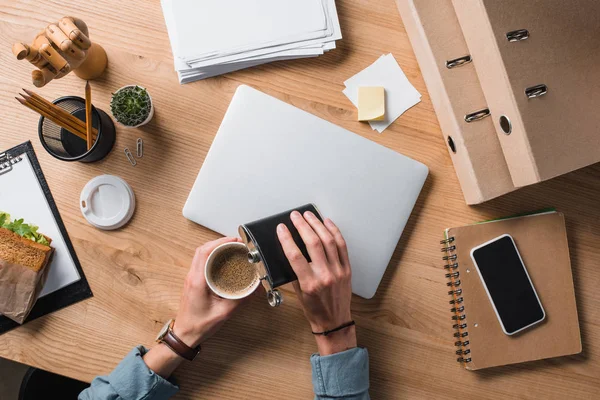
471 236 544 334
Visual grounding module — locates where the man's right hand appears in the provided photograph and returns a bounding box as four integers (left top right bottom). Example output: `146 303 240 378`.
276 211 357 355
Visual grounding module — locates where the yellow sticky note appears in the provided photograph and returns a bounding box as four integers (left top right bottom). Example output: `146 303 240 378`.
357 87 385 122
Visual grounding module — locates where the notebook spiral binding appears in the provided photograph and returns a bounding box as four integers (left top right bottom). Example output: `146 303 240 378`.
441 236 472 364
0 152 23 175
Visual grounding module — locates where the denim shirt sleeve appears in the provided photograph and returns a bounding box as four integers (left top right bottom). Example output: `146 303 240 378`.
79 346 179 400
311 348 370 399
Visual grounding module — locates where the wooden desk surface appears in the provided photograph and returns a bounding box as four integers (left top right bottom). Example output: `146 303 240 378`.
1 1 598 398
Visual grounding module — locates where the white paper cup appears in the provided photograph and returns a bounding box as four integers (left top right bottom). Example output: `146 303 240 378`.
205 242 260 299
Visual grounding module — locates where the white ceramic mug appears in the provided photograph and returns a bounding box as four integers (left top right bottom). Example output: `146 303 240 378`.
204 242 260 299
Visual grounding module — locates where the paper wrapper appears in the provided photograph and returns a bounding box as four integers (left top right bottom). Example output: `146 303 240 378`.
0 258 51 324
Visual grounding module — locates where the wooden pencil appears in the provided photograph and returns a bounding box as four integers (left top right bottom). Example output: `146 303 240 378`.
20 94 86 137
16 96 89 141
85 81 93 150
22 88 98 137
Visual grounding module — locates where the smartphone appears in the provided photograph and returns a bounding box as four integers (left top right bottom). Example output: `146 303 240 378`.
470 234 545 335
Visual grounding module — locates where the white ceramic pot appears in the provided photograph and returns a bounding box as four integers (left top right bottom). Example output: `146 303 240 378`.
111 85 155 128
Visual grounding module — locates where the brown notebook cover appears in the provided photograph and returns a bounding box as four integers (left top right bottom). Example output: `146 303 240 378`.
395 0 515 204
442 211 581 370
452 0 600 187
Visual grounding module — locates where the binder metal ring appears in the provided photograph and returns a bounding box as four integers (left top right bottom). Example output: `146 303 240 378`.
448 288 462 296
445 271 459 279
441 245 456 252
453 323 467 330
525 84 548 99
452 314 466 321
451 306 465 313
457 357 472 363
440 237 454 244
464 108 490 123
446 55 472 69
443 254 457 261
456 349 471 356
506 29 529 42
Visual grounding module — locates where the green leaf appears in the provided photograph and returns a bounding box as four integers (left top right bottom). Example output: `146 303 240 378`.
0 212 49 245
0 212 9 227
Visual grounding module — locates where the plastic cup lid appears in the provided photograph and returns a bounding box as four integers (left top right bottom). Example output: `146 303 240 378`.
80 175 135 230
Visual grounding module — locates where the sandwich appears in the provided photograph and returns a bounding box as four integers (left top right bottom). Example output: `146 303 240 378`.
0 212 54 324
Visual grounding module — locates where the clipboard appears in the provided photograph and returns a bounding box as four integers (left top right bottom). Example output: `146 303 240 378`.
0 141 92 333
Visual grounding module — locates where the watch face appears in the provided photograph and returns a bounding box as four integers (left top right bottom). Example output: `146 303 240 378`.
156 320 173 342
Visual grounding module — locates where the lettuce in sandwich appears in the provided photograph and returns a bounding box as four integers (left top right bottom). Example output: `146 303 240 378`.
0 212 50 246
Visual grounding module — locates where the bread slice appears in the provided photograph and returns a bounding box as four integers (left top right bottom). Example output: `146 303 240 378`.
0 228 53 272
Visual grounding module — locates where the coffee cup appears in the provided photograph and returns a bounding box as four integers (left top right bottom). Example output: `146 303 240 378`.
205 242 260 299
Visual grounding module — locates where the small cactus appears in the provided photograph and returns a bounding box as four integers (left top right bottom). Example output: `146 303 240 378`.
110 86 152 126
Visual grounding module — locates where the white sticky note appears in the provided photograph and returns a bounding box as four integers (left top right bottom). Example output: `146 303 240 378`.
343 54 421 133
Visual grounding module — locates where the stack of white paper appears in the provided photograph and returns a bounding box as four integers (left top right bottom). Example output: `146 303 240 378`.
161 0 342 84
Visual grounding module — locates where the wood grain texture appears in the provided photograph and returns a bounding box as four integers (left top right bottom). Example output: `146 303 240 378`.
0 1 598 398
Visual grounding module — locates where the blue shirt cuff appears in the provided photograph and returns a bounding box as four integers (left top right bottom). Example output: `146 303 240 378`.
311 347 369 397
107 346 179 399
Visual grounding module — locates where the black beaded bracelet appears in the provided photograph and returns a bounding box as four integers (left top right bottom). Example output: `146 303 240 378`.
311 320 356 336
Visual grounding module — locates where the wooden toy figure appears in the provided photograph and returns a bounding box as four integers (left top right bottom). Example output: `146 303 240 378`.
12 17 108 88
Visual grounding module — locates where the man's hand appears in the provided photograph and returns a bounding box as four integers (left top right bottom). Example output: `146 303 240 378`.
144 237 246 378
173 237 246 348
277 211 357 356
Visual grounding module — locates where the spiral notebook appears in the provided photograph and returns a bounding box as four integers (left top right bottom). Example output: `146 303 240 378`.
395 0 515 204
441 211 581 370
0 141 92 333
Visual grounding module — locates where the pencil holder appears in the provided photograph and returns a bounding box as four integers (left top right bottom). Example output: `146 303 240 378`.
38 96 116 162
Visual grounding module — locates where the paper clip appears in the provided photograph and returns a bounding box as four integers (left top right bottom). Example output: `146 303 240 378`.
124 148 136 166
136 138 143 158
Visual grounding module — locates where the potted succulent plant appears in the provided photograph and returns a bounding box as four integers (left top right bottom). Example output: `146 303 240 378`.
110 85 154 128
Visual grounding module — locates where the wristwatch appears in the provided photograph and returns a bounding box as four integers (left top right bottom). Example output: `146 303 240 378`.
155 319 201 361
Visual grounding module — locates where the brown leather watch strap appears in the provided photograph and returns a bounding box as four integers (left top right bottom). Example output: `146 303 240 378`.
161 324 201 361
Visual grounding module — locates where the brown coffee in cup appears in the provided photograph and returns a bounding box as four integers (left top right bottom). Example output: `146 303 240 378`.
209 246 258 296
